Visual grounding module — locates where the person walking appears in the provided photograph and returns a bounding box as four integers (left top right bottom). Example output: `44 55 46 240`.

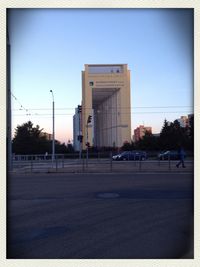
44 152 48 160
176 146 186 168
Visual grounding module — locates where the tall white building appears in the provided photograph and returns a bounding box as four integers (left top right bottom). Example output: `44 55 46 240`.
81 64 131 149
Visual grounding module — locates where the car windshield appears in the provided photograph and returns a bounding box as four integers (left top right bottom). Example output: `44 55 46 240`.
121 152 129 155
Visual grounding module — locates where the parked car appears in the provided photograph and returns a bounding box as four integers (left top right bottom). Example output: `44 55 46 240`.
112 151 147 161
157 150 186 160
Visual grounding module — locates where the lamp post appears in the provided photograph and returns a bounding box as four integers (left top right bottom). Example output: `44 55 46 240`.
7 27 12 171
77 105 82 159
50 90 55 162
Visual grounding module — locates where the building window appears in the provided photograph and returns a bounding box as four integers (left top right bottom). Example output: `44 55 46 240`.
89 81 94 86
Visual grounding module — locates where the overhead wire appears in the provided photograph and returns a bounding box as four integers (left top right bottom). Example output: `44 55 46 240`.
13 105 193 111
11 93 193 117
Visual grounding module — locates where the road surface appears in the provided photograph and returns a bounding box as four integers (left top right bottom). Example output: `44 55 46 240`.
7 171 194 259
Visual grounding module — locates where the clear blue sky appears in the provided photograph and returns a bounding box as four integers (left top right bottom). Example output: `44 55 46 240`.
9 8 193 144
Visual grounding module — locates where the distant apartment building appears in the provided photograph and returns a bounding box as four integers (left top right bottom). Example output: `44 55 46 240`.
73 106 82 151
177 116 189 128
177 114 193 128
134 125 152 142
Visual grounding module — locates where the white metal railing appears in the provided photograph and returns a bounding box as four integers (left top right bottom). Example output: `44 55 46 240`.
11 153 193 173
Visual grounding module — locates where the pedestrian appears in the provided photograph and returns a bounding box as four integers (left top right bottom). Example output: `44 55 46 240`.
44 152 48 160
176 146 186 168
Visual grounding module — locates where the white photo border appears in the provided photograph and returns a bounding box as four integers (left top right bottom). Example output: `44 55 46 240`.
0 1 199 267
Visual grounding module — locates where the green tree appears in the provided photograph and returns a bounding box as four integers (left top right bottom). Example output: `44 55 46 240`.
121 141 133 151
136 131 160 151
188 115 194 150
66 140 74 153
159 119 191 150
55 140 70 153
121 140 138 151
12 121 44 154
12 121 69 154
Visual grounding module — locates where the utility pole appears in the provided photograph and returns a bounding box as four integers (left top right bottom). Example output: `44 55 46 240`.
77 105 82 159
86 122 88 165
50 90 55 163
7 17 12 171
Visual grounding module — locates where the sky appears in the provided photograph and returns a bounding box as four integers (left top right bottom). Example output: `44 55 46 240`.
8 8 194 144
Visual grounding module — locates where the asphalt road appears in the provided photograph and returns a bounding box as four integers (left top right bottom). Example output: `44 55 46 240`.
7 171 194 259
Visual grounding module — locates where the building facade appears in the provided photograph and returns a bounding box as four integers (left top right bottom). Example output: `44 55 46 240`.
177 116 189 128
134 125 152 142
81 64 131 149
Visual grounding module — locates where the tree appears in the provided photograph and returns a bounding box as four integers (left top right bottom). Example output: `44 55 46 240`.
121 141 134 151
64 140 73 153
55 140 70 153
188 114 194 150
136 131 160 151
129 117 194 152
159 118 192 150
12 121 68 154
12 121 44 154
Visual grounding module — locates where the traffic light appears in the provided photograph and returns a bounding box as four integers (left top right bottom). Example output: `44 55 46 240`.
77 135 83 143
78 105 82 113
87 115 92 124
86 142 90 147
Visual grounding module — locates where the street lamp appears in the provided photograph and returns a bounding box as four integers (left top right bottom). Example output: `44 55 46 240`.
50 90 55 162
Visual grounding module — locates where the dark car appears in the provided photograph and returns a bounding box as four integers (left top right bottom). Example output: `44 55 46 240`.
112 151 147 161
157 150 186 160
